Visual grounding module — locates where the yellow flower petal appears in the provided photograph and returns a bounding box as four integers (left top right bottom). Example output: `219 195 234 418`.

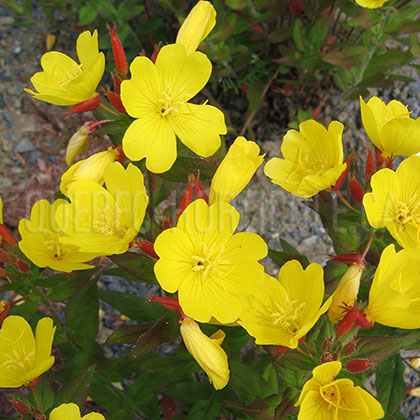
49 403 106 420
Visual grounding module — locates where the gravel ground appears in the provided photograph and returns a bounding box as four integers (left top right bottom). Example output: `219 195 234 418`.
1 6 420 419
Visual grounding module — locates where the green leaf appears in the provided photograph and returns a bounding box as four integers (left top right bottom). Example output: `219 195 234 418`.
376 355 406 415
41 273 88 302
79 3 97 25
54 365 95 408
99 290 163 322
292 19 305 52
106 324 155 345
354 336 418 361
36 375 55 412
158 156 217 182
225 395 282 420
321 46 369 66
385 19 420 34
131 312 179 359
268 249 309 269
110 252 157 284
65 276 99 346
187 400 221 419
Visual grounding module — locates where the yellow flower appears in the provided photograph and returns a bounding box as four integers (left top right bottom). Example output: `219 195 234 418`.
264 120 346 198
296 361 384 420
121 43 226 173
176 1 216 55
328 263 363 323
355 0 389 8
0 316 55 388
18 199 96 272
360 96 420 157
154 199 267 323
25 30 105 106
364 244 420 328
180 318 229 390
363 155 420 250
56 163 148 255
60 148 119 196
238 261 331 348
209 136 265 204
49 403 105 420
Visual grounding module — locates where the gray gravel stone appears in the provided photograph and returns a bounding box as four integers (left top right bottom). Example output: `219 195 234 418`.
15 137 34 153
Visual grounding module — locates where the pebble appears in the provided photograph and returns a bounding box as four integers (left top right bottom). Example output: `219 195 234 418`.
13 45 21 55
28 150 42 165
2 111 13 127
15 137 34 153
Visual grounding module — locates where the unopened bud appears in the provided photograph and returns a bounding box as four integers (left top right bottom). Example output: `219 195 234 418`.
194 174 208 202
137 239 159 260
151 43 161 63
345 358 374 373
112 71 122 95
0 267 4 277
354 310 373 328
365 147 375 186
322 336 333 351
330 154 353 192
107 23 128 75
16 259 30 273
0 224 17 247
335 305 358 337
66 94 100 115
321 352 334 363
147 293 183 316
349 176 364 203
374 146 385 165
104 87 126 113
162 216 172 230
342 338 357 356
13 399 29 414
176 178 194 221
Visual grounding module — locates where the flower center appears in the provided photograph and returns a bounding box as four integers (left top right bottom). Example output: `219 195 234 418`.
1 331 35 373
44 235 71 261
50 62 83 87
285 148 330 184
320 383 341 407
191 243 230 280
270 297 305 335
156 85 189 119
395 194 420 238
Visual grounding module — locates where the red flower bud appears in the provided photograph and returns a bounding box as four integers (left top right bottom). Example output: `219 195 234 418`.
354 310 373 328
137 239 159 260
176 178 194 221
365 147 375 186
0 224 17 247
161 393 178 420
147 293 183 317
345 358 374 373
107 23 128 75
322 336 333 351
151 43 161 64
342 338 357 356
349 176 364 203
0 267 4 277
194 175 208 203
0 249 11 264
336 305 358 337
112 71 122 95
26 376 40 388
16 259 30 273
67 94 100 115
13 399 29 414
104 87 126 113
321 352 334 363
274 344 291 357
374 146 385 165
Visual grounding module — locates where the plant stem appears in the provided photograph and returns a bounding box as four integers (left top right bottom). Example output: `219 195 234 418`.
336 190 358 213
300 340 315 356
31 387 41 410
99 102 119 117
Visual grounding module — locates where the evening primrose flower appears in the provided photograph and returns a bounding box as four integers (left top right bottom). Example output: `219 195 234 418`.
363 155 420 250
365 244 420 328
49 403 105 420
56 162 148 255
25 30 105 106
121 43 226 173
18 199 96 272
264 120 346 198
0 316 55 388
180 318 229 390
154 199 267 323
209 136 265 204
238 261 331 348
176 1 216 55
328 263 363 323
360 96 420 157
296 361 384 420
60 147 119 195
355 0 389 8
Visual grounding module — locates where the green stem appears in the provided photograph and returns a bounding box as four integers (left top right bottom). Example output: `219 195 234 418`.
99 102 119 117
336 190 358 213
31 387 41 410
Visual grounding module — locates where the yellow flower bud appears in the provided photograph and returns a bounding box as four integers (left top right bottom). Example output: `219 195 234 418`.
0 316 55 388
176 1 216 55
328 263 363 324
60 148 119 196
180 318 229 390
355 0 389 8
209 136 265 204
66 123 91 165
49 402 105 420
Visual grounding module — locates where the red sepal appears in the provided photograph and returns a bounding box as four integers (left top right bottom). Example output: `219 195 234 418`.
194 174 209 203
26 376 40 388
147 293 184 317
345 358 374 373
112 71 122 95
67 95 100 115
365 147 375 186
349 176 364 203
0 224 17 247
137 239 159 260
151 43 161 64
336 305 358 337
176 177 194 221
104 88 126 113
330 154 354 191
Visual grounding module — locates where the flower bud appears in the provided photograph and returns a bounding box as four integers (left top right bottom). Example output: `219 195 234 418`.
321 352 334 363
0 224 17 247
342 338 357 356
161 393 178 420
104 87 126 113
176 178 194 221
137 239 159 260
66 123 90 165
194 175 208 202
107 23 128 75
354 310 373 328
349 176 364 203
328 263 363 323
322 336 333 351
330 154 353 191
13 398 29 414
147 293 183 316
16 259 30 273
66 94 100 115
180 318 229 390
365 147 375 186
176 1 216 55
112 71 122 95
335 306 358 337
345 358 374 373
